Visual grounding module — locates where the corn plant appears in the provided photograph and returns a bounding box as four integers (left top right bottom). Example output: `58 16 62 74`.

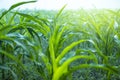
0 1 38 80
0 1 120 80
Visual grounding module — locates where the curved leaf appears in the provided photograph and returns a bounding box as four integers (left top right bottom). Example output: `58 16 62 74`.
0 0 37 19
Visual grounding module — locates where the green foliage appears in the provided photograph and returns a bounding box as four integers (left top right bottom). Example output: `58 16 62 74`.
0 1 120 80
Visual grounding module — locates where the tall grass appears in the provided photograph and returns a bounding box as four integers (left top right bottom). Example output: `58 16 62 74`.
0 1 120 80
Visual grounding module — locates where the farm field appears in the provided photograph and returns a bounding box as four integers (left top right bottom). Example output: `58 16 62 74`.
0 1 120 80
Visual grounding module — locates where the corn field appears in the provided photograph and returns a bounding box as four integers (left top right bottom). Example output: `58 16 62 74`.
0 1 120 80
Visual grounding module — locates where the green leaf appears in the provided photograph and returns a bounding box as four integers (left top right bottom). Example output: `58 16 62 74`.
55 4 67 20
56 39 87 64
15 12 50 33
9 1 37 11
69 64 119 75
0 65 17 80
0 0 37 19
0 50 25 69
53 55 94 80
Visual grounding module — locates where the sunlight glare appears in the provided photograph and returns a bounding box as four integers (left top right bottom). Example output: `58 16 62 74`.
0 0 120 10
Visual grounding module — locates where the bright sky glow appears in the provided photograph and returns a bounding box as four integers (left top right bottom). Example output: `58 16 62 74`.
0 0 120 10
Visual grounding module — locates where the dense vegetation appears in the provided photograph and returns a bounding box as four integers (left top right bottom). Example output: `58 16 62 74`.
0 1 120 80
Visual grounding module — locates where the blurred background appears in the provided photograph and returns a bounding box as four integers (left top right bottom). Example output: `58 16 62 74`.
0 0 120 10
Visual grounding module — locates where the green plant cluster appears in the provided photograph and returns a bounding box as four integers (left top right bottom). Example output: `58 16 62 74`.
0 1 120 80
